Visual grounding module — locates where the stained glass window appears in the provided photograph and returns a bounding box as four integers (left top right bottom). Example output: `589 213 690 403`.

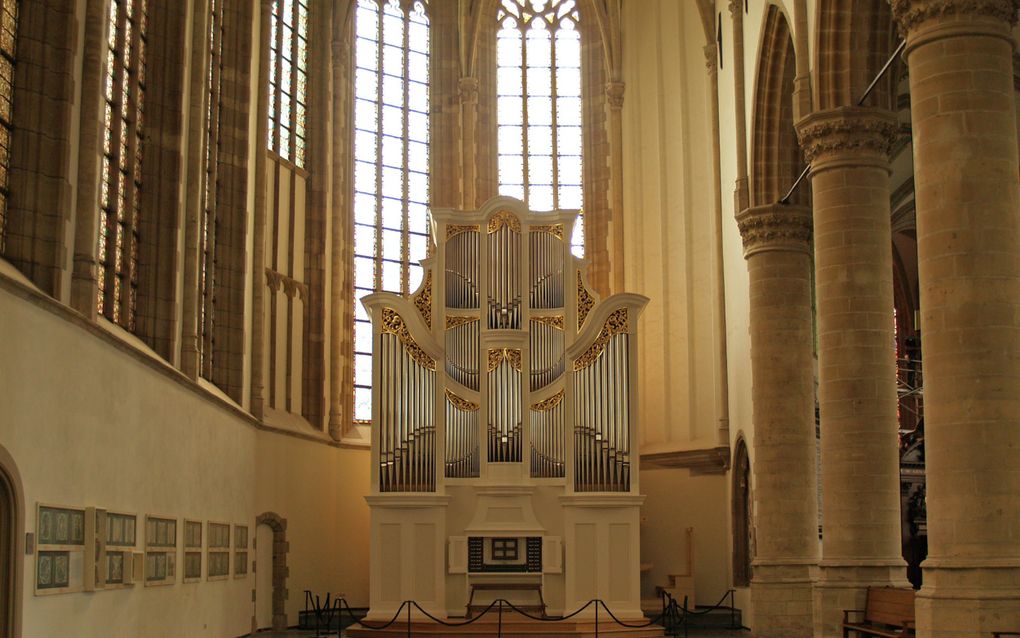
268 0 309 168
352 0 430 423
0 0 17 255
98 0 147 330
200 0 226 378
497 0 583 257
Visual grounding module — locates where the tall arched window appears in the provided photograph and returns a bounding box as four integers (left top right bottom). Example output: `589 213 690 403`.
199 0 226 378
496 0 583 257
0 0 17 256
268 0 309 168
352 0 431 423
97 0 148 330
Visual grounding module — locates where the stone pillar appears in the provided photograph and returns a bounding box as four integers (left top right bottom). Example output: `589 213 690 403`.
796 107 908 637
891 1 1020 634
736 204 818 637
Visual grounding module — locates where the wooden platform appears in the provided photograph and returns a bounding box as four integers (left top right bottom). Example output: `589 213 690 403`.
345 610 665 637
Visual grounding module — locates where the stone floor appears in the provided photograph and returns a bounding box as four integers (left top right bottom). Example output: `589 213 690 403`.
253 628 748 637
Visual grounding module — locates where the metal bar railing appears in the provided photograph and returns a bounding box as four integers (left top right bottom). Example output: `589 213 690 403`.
779 39 907 205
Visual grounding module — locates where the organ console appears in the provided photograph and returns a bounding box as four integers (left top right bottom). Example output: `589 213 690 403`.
362 197 648 622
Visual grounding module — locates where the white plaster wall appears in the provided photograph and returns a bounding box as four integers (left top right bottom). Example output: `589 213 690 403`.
0 278 374 635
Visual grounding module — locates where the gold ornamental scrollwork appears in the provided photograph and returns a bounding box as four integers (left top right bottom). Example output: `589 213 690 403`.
531 390 564 412
576 271 595 329
445 389 479 412
532 224 564 240
413 271 432 328
446 315 479 329
487 348 522 371
573 308 629 371
446 224 479 240
381 308 437 371
487 210 522 234
531 315 565 330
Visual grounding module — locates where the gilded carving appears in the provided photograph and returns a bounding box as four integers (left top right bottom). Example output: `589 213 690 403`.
446 315 479 329
531 390 564 412
573 308 629 371
446 224 479 239
531 315 565 330
890 0 1020 33
796 108 899 166
381 307 437 371
487 348 522 371
735 205 813 257
413 271 432 328
576 271 595 329
446 389 479 412
487 210 522 233
532 224 564 240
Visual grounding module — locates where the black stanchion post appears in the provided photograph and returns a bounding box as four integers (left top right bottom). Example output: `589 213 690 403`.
498 599 503 637
730 589 736 629
406 601 411 638
683 596 689 638
595 599 599 638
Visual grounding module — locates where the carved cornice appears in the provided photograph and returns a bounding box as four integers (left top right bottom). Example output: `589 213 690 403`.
458 76 479 104
891 0 1020 35
736 204 813 258
264 267 308 300
796 107 899 168
605 82 625 110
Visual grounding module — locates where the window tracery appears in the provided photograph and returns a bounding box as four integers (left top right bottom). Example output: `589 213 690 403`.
268 0 309 167
496 0 584 257
352 0 431 423
97 0 147 331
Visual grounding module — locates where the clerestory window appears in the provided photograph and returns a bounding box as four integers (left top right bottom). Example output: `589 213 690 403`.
351 0 431 424
496 0 584 257
0 0 17 255
97 0 148 330
268 0 309 168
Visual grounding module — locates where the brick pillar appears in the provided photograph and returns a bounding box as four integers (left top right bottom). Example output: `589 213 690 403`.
736 204 818 637
891 2 1020 635
796 107 908 638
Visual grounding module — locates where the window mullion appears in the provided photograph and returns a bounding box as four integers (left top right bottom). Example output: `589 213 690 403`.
373 5 384 292
549 34 559 210
401 8 410 297
520 24 529 208
289 0 299 160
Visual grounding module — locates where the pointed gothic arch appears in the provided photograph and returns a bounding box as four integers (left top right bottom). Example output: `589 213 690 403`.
732 437 752 587
0 445 24 638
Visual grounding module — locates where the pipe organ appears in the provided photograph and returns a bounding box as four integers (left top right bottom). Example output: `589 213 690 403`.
362 198 649 622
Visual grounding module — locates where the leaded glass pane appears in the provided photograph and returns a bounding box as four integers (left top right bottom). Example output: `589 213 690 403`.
352 0 430 422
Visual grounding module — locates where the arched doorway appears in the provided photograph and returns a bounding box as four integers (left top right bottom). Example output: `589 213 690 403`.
253 512 288 632
732 438 752 587
0 445 24 638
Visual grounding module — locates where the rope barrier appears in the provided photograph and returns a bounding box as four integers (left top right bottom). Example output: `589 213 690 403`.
303 588 740 637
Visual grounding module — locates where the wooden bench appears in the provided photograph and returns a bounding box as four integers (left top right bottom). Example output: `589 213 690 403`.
842 587 916 637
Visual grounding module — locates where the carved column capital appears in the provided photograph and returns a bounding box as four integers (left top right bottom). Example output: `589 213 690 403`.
795 106 898 172
605 81 625 109
703 44 718 72
728 0 743 18
736 204 813 258
458 76 479 104
891 0 1019 37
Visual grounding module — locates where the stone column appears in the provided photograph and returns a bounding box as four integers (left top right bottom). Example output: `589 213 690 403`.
796 107 908 637
736 204 818 637
891 1 1020 634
